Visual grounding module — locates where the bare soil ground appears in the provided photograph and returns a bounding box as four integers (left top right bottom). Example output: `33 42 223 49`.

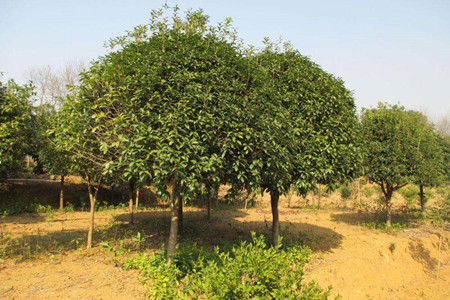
1 186 449 299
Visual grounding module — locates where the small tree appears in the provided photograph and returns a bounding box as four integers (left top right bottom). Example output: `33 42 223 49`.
409 111 443 210
52 92 107 248
39 114 73 209
361 103 431 225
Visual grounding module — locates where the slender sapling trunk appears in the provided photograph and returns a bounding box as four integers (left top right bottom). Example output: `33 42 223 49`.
213 185 219 208
87 178 95 248
129 181 135 225
419 184 425 211
207 194 211 220
135 188 140 210
59 175 65 210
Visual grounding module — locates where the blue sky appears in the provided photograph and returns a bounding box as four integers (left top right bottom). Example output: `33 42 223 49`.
1 0 449 119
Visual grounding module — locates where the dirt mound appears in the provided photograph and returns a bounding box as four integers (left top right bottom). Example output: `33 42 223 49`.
302 212 450 299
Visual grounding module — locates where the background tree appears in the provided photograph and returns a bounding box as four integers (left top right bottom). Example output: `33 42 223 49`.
26 62 86 207
361 103 427 225
26 61 85 109
0 78 35 179
409 111 443 210
52 90 109 248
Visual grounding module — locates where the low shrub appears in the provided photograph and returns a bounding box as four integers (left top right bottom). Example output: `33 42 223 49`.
428 198 450 225
362 186 374 198
0 202 54 216
340 186 351 199
123 233 330 299
399 185 419 205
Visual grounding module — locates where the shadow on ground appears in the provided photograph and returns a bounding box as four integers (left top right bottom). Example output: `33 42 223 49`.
330 210 423 227
1 207 343 260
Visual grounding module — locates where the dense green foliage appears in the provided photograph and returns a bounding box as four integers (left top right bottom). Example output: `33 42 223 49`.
437 134 450 185
361 103 444 222
0 79 34 178
123 233 329 299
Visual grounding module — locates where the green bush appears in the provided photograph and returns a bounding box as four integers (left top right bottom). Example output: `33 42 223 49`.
0 202 54 216
363 186 374 198
428 198 450 225
340 186 351 199
399 185 419 205
123 233 329 299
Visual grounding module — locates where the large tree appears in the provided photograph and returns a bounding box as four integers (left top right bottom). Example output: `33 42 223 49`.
65 7 250 262
237 44 360 245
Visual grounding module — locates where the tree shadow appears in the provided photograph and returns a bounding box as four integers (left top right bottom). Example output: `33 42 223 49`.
408 240 439 275
0 181 159 214
330 211 422 227
0 213 47 225
1 207 343 260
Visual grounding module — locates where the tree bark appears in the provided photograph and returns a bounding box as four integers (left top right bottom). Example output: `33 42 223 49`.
167 181 179 264
59 175 65 210
419 184 425 211
270 189 280 246
129 181 135 225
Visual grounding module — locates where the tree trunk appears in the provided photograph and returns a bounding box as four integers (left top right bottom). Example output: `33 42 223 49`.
178 196 183 234
419 184 425 211
213 185 219 208
311 191 315 206
167 181 179 264
135 188 140 210
384 189 393 227
59 175 65 210
357 178 361 203
317 187 321 208
287 186 293 208
244 192 249 210
129 181 135 225
270 189 280 246
87 178 95 248
207 194 211 220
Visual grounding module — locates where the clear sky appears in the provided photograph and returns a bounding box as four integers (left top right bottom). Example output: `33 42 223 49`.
1 0 449 119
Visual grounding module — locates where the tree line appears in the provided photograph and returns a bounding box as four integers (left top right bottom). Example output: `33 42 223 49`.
1 6 449 263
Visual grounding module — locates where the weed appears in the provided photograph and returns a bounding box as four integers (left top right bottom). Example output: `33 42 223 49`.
389 243 396 254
